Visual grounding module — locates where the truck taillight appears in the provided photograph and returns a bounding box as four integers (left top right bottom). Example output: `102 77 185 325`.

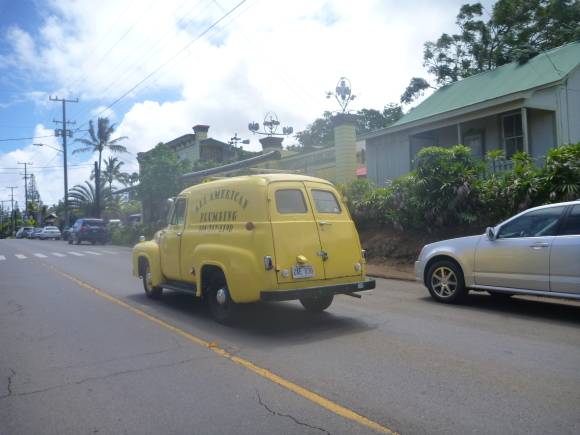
80 227 87 231
103 228 108 232
264 256 273 270
361 250 366 260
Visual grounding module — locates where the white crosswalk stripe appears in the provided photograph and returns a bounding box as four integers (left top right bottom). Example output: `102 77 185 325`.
52 253 66 257
0 255 5 260
83 251 103 255
15 254 27 259
67 252 84 256
99 250 120 255
33 253 48 258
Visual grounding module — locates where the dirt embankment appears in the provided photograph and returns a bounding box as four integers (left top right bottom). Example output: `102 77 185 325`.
358 224 486 280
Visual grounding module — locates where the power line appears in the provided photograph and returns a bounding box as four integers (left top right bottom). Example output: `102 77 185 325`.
0 135 56 142
75 0 247 130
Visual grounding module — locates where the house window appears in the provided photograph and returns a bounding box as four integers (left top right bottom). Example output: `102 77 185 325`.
502 113 523 159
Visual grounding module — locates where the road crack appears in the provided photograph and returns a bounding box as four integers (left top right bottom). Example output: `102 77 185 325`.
257 390 331 434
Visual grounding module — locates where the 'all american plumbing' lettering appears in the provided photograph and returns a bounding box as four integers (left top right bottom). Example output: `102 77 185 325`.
200 210 237 222
195 189 249 213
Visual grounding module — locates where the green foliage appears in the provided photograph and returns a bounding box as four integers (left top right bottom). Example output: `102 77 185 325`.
336 178 377 227
73 117 129 172
348 142 580 231
356 104 405 134
136 143 192 222
67 181 120 217
401 0 580 103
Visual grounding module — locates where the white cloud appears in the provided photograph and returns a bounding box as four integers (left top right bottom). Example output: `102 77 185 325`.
1 0 496 208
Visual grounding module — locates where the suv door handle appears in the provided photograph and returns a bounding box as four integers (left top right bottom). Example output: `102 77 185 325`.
530 242 549 248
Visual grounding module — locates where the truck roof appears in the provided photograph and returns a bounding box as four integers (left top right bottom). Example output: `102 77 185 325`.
180 173 335 195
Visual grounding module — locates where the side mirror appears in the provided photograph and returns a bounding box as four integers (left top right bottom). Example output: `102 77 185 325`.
485 227 496 241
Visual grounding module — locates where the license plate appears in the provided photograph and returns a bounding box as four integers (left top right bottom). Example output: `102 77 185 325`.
292 264 314 279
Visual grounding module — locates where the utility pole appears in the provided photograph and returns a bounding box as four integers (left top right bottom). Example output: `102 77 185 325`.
6 186 17 237
94 161 101 218
50 96 78 228
18 162 32 222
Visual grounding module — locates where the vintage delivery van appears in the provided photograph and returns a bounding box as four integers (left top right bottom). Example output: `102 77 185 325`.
132 173 375 324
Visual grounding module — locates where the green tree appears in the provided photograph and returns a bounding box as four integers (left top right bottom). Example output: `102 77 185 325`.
357 104 405 134
98 156 130 190
68 181 120 217
136 143 192 222
73 117 129 174
401 0 580 104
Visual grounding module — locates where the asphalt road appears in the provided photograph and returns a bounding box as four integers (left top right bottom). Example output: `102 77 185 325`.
1 238 579 435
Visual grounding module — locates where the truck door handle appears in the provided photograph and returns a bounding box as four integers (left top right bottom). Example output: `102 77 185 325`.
319 222 332 226
176 232 182 237
530 242 548 248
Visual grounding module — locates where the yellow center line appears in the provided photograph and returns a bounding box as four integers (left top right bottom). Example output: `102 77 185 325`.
44 263 399 435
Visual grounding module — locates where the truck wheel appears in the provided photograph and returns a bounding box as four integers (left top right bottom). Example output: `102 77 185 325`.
68 237 73 245
143 262 162 300
426 260 468 303
75 236 81 245
100 240 106 245
208 273 238 325
299 295 333 312
91 240 96 245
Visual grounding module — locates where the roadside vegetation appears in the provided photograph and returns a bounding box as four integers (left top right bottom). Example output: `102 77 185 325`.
338 142 580 233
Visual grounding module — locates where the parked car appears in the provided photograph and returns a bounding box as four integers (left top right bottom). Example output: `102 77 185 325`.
28 228 43 239
128 214 141 228
68 219 108 245
62 226 71 241
16 227 34 238
107 219 123 229
40 226 61 240
415 200 580 303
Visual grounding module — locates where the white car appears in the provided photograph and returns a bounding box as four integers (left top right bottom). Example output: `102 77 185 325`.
40 226 62 240
415 200 580 303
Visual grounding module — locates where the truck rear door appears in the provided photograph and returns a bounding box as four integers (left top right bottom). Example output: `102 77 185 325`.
304 181 363 280
267 182 325 284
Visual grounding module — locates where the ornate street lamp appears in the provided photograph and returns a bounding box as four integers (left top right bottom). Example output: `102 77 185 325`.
248 112 293 137
326 76 357 113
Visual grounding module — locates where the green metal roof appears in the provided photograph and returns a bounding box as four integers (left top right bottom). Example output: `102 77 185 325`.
393 41 580 127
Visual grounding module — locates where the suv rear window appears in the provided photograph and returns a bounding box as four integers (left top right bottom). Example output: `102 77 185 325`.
275 189 308 214
312 190 341 214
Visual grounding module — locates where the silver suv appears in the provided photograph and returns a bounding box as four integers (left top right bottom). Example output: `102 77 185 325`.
415 200 580 303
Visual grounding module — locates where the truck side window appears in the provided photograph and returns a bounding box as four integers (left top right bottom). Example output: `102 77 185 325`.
170 199 187 225
275 189 308 214
312 190 341 214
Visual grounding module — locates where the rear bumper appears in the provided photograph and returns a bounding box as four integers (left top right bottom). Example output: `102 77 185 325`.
260 278 376 302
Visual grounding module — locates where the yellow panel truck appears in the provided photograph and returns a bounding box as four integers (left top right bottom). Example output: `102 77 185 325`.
133 172 375 324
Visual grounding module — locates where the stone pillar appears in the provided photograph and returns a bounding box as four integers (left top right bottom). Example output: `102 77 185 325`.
331 113 359 184
259 136 284 170
192 125 209 160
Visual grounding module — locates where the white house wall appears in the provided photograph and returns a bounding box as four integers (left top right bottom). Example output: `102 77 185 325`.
561 67 580 144
367 131 410 185
529 109 556 158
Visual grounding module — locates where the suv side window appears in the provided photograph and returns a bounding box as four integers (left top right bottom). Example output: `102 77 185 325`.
563 205 580 236
497 206 565 238
275 189 308 214
170 199 187 225
312 189 342 214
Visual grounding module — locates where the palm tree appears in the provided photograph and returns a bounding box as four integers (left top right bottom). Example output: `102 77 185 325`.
90 156 130 190
67 181 120 217
73 117 129 174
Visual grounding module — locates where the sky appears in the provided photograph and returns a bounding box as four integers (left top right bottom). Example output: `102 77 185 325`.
0 0 496 209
